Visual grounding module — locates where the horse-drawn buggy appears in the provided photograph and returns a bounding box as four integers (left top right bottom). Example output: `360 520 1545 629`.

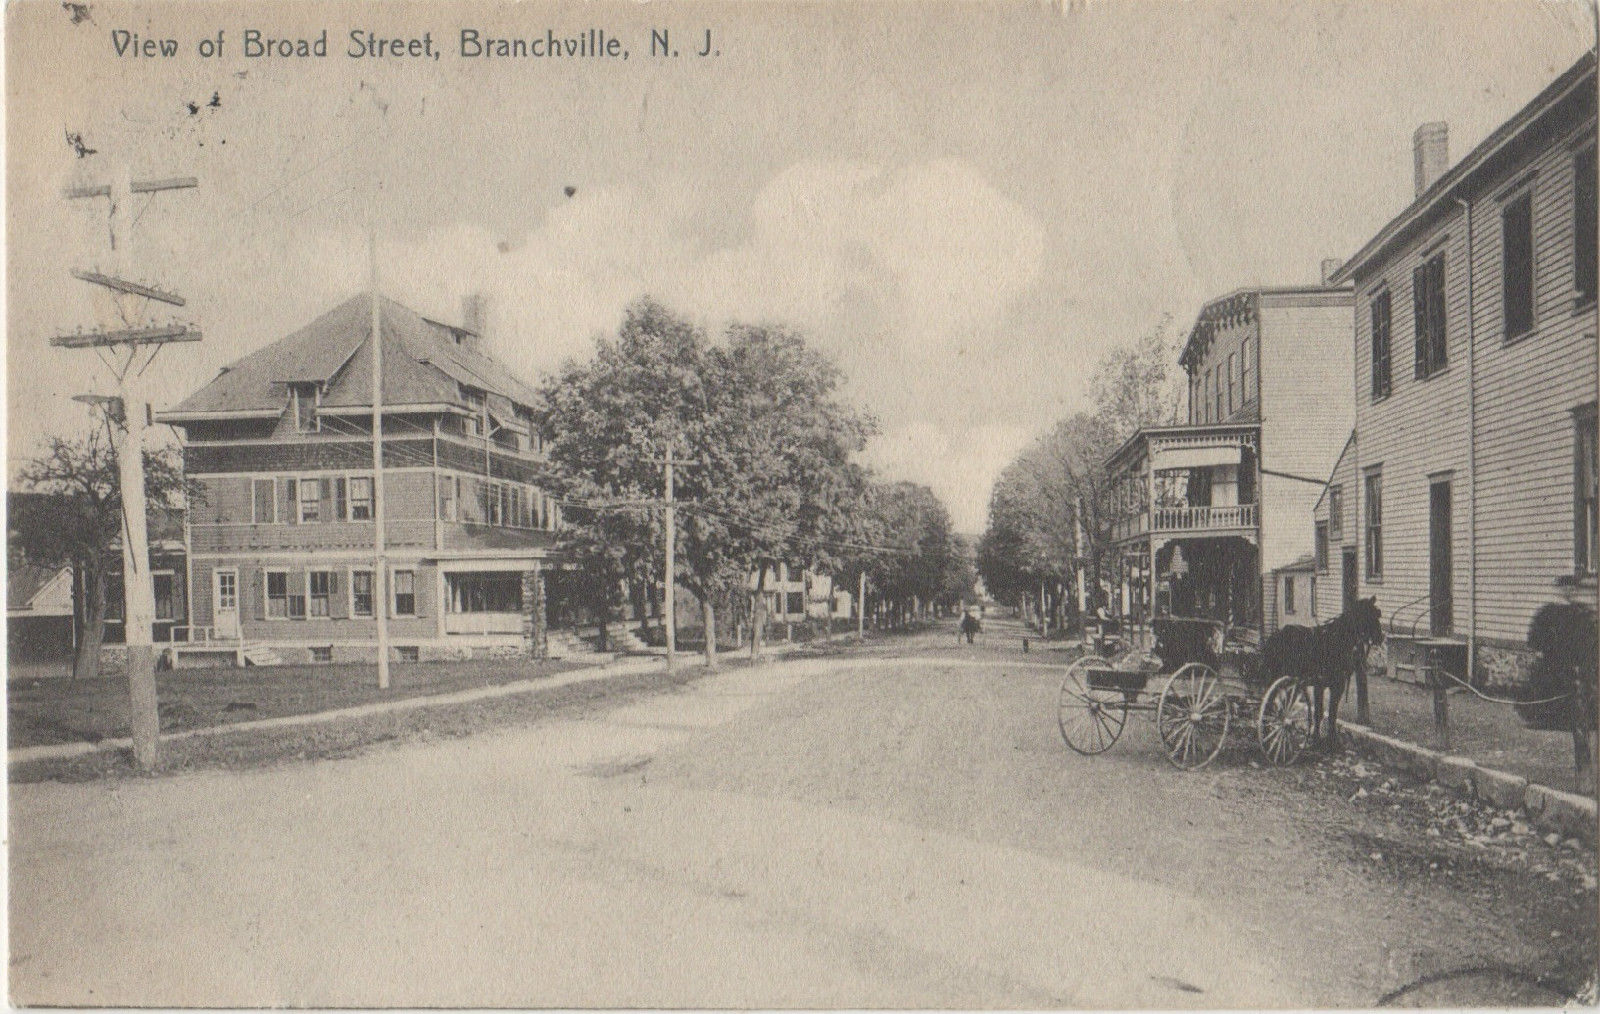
1056 600 1384 770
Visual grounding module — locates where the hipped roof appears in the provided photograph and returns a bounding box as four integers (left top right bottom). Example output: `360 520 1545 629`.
166 294 541 420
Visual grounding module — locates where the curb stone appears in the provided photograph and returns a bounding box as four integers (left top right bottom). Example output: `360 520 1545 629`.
1341 722 1596 841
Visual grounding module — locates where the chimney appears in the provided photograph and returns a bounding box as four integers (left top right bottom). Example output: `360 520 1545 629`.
459 293 487 352
1321 258 1343 286
1413 122 1449 197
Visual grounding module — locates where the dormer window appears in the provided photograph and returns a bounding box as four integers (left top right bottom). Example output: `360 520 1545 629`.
289 383 320 433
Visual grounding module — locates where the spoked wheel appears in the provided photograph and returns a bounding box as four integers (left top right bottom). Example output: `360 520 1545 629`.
1157 662 1230 770
1057 655 1128 755
1257 676 1313 766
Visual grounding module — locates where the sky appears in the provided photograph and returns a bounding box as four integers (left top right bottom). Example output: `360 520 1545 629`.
6 0 1594 532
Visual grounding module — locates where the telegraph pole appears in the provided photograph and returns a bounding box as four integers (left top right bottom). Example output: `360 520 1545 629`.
58 162 199 772
857 570 867 641
647 442 703 673
369 228 390 690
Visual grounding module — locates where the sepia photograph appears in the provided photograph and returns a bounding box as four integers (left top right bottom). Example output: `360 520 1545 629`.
5 0 1599 1007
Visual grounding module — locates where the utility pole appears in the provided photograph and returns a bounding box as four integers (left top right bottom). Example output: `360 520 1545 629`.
58 162 199 772
647 442 702 673
857 570 866 641
369 228 390 690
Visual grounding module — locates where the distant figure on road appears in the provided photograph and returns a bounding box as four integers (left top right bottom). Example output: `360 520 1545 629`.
960 611 982 644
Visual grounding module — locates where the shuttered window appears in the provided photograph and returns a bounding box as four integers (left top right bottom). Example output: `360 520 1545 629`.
1501 189 1534 341
1370 289 1392 399
393 570 416 616
349 476 373 521
1364 470 1383 579
1328 486 1344 540
352 570 374 617
1413 253 1447 379
1577 145 1597 305
298 477 321 523
308 571 334 618
252 478 276 524
1578 404 1598 576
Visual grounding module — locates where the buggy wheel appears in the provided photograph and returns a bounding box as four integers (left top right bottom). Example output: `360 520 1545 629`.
1057 656 1128 755
1257 676 1313 766
1157 662 1230 770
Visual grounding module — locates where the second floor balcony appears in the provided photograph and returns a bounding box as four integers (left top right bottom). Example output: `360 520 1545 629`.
1107 422 1260 544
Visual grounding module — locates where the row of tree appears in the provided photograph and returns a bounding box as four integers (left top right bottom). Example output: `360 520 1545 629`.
539 298 973 663
977 316 1181 632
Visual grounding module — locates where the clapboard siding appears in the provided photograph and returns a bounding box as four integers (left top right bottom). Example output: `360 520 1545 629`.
1259 299 1354 575
1352 201 1472 637
1470 126 1598 644
1349 89 1597 651
1314 435 1358 620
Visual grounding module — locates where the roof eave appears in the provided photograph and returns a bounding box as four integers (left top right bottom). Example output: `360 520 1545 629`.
1331 54 1596 286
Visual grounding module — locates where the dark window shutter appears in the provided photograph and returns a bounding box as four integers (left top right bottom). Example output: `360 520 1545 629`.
329 570 348 619
334 478 348 521
251 567 265 621
320 479 335 523
1430 255 1447 370
1413 263 1429 378
413 568 429 618
283 478 298 525
1577 146 1598 303
1502 192 1534 339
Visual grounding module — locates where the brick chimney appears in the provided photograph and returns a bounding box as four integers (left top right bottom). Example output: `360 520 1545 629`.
459 293 487 353
1321 258 1343 286
1413 122 1449 196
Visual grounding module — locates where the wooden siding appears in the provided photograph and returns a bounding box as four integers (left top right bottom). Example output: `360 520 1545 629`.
1258 299 1355 575
1469 127 1599 642
1313 435 1359 620
1350 114 1598 647
190 472 436 554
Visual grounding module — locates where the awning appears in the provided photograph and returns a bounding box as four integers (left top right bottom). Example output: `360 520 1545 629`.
1152 445 1241 471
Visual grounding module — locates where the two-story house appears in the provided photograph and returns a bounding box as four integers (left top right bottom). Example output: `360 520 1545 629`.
158 293 565 665
1328 53 1598 687
1105 279 1353 636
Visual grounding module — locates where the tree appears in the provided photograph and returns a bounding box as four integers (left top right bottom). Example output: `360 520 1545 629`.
14 429 192 680
1088 313 1183 442
859 481 958 627
540 299 876 665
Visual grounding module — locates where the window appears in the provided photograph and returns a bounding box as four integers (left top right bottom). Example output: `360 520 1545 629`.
1578 405 1598 576
308 571 333 618
1328 486 1344 540
393 570 416 616
290 383 319 433
1576 144 1597 305
786 591 804 615
252 478 276 524
1364 470 1383 579
1413 252 1447 378
1315 521 1330 573
1204 368 1214 422
352 570 374 617
266 571 290 618
396 646 420 663
153 572 176 621
298 477 321 523
349 476 373 521
1370 289 1392 399
1502 189 1534 341
1227 352 1237 416
1284 576 1296 615
1241 337 1255 405
439 475 457 521
311 646 333 663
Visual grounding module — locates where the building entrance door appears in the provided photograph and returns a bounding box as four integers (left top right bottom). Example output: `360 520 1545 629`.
1429 480 1452 635
214 568 239 640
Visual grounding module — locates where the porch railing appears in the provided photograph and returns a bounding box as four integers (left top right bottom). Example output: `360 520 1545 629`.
1151 503 1257 532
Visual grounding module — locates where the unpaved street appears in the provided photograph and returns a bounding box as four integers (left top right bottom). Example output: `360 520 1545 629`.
10 619 1594 1007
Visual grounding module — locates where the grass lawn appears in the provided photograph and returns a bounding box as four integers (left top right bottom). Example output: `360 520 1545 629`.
8 656 587 750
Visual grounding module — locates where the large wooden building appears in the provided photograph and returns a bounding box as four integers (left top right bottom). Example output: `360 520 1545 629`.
1105 280 1353 635
1327 53 1598 685
158 293 566 665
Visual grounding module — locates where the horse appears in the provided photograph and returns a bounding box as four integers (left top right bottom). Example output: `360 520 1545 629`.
1261 597 1384 749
